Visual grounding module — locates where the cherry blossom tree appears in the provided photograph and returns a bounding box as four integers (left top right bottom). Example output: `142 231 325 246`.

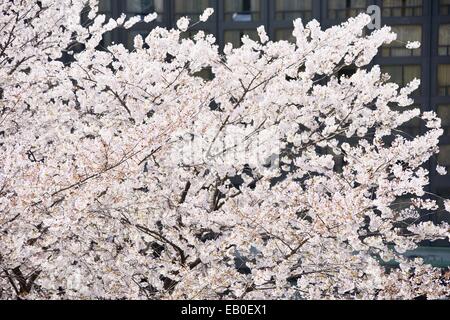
0 0 449 300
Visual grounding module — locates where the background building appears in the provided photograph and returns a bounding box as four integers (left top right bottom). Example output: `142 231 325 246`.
95 0 450 263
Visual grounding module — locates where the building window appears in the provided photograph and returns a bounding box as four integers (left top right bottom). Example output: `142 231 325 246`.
180 29 213 40
382 25 422 57
98 0 112 14
435 189 450 223
274 0 313 21
438 64 450 96
174 0 210 21
381 65 421 92
382 0 423 17
439 25 450 56
275 28 295 42
224 29 259 47
224 0 261 22
437 105 450 136
401 118 422 138
327 0 368 20
438 145 450 172
440 0 450 15
125 0 164 21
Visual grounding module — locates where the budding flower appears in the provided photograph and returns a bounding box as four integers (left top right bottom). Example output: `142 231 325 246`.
116 13 126 26
406 41 421 49
88 8 97 20
144 12 158 23
257 25 269 43
436 165 447 176
177 17 190 32
199 8 214 22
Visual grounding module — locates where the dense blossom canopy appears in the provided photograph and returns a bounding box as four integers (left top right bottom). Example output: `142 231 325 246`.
0 1 449 299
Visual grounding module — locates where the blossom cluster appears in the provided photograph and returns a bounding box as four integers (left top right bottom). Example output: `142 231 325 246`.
0 1 449 300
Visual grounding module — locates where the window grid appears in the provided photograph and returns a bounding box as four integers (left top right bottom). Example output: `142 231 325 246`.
382 1 423 17
440 0 450 15
439 45 450 56
382 25 422 57
437 105 450 136
381 65 422 95
174 0 213 21
274 0 313 21
275 9 312 21
327 0 368 20
382 46 421 57
439 24 450 56
224 0 261 22
438 65 450 96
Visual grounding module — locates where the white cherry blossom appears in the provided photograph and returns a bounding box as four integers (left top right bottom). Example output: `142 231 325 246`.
144 12 158 23
437 165 447 176
199 8 214 22
406 41 421 49
177 17 190 32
